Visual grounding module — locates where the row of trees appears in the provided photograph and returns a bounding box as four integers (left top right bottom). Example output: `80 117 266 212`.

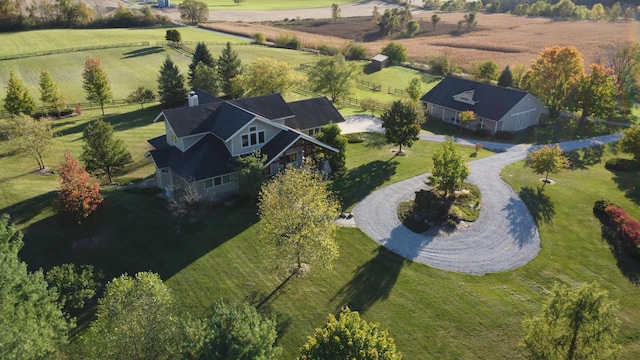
0 0 169 32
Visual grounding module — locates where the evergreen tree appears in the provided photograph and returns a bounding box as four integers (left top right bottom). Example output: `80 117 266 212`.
4 70 35 115
1 213 72 359
82 58 113 116
158 56 188 107
80 119 133 183
188 42 215 89
39 70 66 117
497 65 515 87
218 42 243 98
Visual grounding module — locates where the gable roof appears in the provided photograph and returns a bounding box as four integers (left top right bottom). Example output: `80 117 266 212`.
420 76 535 121
286 97 345 130
229 93 294 120
372 54 388 62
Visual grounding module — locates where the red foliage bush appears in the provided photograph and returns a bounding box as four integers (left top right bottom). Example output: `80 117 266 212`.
621 217 640 248
604 205 629 224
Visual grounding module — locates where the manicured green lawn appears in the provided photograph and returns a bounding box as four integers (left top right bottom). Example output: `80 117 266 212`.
174 0 358 11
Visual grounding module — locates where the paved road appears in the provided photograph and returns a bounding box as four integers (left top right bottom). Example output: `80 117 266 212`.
353 133 623 274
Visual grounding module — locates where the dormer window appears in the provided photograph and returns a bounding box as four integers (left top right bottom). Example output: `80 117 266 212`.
242 125 265 147
453 90 478 105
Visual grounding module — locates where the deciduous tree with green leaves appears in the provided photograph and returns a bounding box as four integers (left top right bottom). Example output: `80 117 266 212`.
218 42 243 98
0 114 55 170
158 56 188 107
431 13 441 31
258 165 340 273
81 119 132 184
1 213 72 359
381 42 408 64
405 76 423 101
570 63 617 125
608 42 640 115
191 63 219 96
183 300 281 360
126 86 155 109
235 57 304 97
380 100 425 155
55 151 104 239
299 307 402 360
429 136 470 198
81 272 182 360
82 57 113 116
476 60 499 82
618 125 640 161
45 263 102 312
316 123 347 174
235 150 268 201
4 70 35 116
522 282 620 360
526 144 570 191
308 54 358 102
331 3 341 20
165 29 181 44
522 45 585 118
178 0 208 24
39 70 66 117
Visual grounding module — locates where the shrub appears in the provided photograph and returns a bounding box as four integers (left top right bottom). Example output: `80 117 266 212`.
343 43 368 60
360 97 381 115
254 32 266 44
345 133 365 143
604 158 640 171
605 205 629 225
621 217 640 247
428 55 451 75
494 130 514 140
318 44 340 55
275 33 301 49
593 199 614 217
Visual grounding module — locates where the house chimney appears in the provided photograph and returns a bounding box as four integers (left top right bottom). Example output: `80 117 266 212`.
188 91 199 107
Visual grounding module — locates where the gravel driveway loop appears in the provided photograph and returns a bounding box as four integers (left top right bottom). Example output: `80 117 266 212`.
353 133 623 274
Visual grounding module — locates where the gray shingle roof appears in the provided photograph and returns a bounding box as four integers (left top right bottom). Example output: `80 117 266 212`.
230 93 294 120
162 103 223 138
286 97 345 131
420 76 531 121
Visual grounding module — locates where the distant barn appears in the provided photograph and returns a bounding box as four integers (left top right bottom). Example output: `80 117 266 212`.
371 54 389 71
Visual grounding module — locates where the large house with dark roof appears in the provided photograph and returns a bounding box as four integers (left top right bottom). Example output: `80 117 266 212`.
147 90 345 199
420 76 543 134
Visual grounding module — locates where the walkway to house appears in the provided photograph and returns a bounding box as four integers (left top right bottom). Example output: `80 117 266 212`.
352 133 623 274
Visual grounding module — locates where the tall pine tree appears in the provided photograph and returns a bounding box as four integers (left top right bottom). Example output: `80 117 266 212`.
81 119 133 184
497 65 515 87
39 70 66 117
188 42 215 89
158 56 187 108
4 70 35 116
217 42 243 98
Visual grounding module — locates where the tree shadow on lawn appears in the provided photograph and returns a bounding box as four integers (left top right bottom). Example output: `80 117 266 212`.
53 106 161 137
565 145 604 170
503 188 553 248
244 276 294 341
599 222 640 285
332 246 406 313
18 189 257 282
121 46 165 59
610 169 640 207
0 191 57 226
332 160 398 210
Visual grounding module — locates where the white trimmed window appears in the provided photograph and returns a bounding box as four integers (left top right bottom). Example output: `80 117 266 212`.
308 128 321 136
205 175 231 189
242 126 266 147
170 131 178 144
285 153 297 164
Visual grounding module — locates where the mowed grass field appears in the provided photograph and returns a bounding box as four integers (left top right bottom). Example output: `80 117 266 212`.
3 107 640 357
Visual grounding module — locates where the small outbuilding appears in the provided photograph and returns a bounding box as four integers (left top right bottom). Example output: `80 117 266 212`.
371 54 389 71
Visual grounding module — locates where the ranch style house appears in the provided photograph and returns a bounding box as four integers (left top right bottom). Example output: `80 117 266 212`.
421 75 543 134
147 90 344 200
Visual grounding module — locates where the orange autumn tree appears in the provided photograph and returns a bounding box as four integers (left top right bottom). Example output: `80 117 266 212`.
55 150 104 239
523 45 585 118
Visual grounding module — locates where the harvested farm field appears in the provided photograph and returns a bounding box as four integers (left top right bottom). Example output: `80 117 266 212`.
202 12 640 70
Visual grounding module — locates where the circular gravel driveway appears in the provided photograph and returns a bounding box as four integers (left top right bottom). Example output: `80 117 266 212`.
353 133 623 274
